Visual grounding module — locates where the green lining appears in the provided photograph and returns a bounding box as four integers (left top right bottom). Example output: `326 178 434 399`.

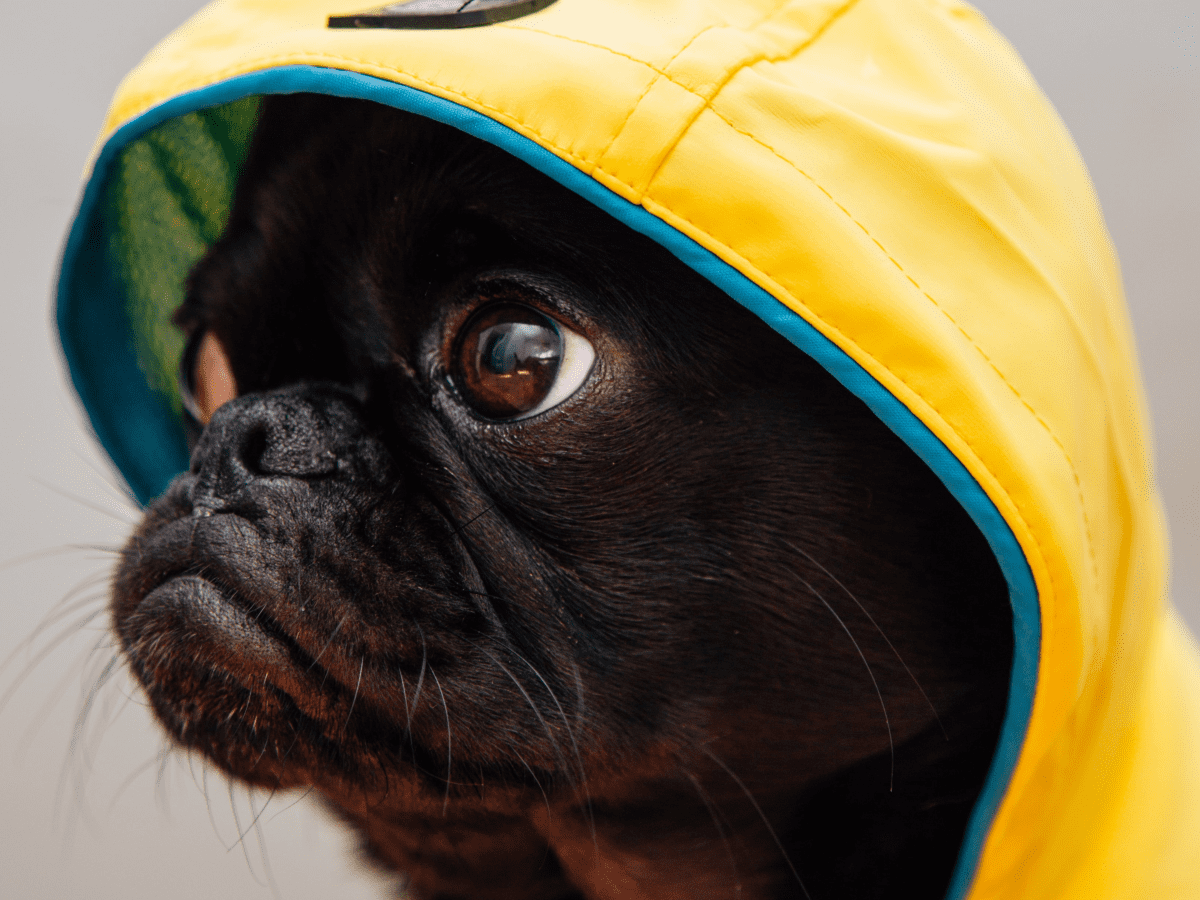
102 97 260 412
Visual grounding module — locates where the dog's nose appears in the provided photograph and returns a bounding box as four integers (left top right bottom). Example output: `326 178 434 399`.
187 384 370 515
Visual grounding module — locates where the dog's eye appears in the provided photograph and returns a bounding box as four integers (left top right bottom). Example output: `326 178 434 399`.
451 304 594 420
179 329 238 425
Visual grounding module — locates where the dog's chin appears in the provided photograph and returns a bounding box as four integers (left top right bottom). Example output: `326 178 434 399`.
119 567 318 787
119 576 441 804
115 554 296 779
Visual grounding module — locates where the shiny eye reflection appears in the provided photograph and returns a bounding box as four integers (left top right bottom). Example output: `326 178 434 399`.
452 303 594 420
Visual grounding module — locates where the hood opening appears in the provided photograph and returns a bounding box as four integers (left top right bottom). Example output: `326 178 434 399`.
57 70 1039 900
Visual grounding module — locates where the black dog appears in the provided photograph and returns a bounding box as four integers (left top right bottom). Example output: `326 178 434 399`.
112 94 1012 900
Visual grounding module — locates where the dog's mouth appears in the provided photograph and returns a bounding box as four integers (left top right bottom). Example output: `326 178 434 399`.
120 558 369 788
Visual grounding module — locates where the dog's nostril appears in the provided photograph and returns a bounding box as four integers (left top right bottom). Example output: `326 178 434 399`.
187 387 370 513
189 408 282 512
238 422 270 476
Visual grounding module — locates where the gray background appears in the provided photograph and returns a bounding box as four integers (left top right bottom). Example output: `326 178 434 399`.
1 1 1196 897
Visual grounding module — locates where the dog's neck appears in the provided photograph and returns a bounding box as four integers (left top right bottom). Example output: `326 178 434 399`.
329 683 1005 900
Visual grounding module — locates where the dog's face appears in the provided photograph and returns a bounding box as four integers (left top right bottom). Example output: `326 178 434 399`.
112 95 1012 900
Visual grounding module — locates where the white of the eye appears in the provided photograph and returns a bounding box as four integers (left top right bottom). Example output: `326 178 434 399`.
517 324 595 420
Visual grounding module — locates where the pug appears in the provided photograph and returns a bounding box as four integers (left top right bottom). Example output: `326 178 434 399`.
112 93 1012 900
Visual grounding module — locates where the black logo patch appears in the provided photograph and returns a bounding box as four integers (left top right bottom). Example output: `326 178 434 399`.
328 0 558 30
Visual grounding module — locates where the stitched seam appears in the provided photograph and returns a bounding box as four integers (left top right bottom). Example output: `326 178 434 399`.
496 27 680 81
596 2 785 176
510 0 847 94
602 25 721 162
511 1 784 146
702 104 1098 593
639 0 858 196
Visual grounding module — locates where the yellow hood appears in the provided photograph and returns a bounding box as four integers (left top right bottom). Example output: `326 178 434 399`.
55 0 1200 896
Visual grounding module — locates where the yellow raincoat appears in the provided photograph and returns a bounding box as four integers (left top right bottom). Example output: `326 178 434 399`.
55 0 1200 896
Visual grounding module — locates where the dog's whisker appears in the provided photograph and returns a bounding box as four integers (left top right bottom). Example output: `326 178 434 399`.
200 757 233 849
67 650 123 761
248 679 277 772
249 789 284 900
470 642 577 797
114 679 152 709
798 575 896 791
396 662 420 768
266 783 319 824
31 476 139 526
225 782 255 863
450 502 497 539
75 668 136 800
567 656 586 723
104 750 164 815
52 645 124 829
0 542 118 577
152 742 175 813
184 745 206 797
227 780 269 884
342 655 366 734
2 567 110 674
233 765 281 841
69 445 141 512
22 586 110 649
306 615 348 692
248 723 309 836
430 667 453 815
273 722 305 778
786 540 947 740
506 647 597 853
97 673 141 745
701 747 811 900
410 622 429 721
0 603 108 717
512 746 555 829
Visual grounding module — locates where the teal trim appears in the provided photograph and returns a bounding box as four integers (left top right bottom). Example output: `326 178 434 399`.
55 64 1040 899
59 187 191 504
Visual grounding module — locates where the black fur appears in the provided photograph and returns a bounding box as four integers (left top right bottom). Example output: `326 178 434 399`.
112 94 1012 900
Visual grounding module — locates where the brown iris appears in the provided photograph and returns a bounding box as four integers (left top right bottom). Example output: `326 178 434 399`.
452 304 563 419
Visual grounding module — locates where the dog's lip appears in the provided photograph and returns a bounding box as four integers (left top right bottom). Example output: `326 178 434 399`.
134 573 333 721
141 574 294 675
